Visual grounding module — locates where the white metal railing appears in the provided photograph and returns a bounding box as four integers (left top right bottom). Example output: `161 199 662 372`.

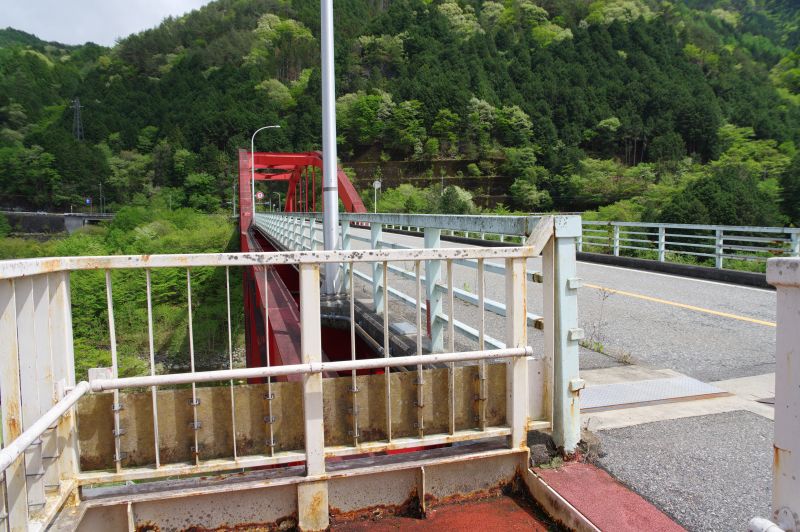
0 213 583 530
751 258 800 532
581 220 800 270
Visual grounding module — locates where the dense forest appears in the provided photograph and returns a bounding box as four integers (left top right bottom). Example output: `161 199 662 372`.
2 0 800 225
2 0 800 376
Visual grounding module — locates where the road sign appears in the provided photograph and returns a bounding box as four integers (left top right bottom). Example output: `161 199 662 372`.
85 197 92 205
256 191 265 200
373 180 381 190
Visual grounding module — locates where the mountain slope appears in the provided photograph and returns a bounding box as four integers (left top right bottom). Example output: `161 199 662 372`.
0 0 798 224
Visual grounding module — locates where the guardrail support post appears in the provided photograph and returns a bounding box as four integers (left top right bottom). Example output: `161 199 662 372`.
298 263 329 530
0 279 30 530
715 229 724 269
791 232 799 257
612 225 620 256
506 257 529 449
549 217 582 454
424 228 444 353
340 221 351 293
658 226 666 262
766 258 800 531
371 223 384 314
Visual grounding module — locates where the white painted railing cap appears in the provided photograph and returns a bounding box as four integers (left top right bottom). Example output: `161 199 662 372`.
767 258 800 287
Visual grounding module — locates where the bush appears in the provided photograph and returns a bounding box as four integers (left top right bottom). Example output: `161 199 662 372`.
0 213 10 237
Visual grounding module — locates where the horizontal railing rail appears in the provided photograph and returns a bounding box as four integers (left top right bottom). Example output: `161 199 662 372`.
88 347 533 391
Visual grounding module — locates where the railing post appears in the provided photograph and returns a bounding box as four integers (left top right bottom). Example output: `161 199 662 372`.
791 232 799 257
32 276 60 492
371 223 384 313
505 257 528 449
298 262 328 530
550 216 582 454
766 258 800 531
306 217 314 251
14 278 46 510
424 228 444 353
658 226 666 262
715 228 724 269
612 224 620 256
0 278 30 530
340 221 351 293
49 272 79 491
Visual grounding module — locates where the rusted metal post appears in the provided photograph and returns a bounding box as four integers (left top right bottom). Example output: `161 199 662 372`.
765 258 800 531
424 228 443 352
298 263 328 530
551 217 583 454
32 275 60 492
505 257 528 449
15 277 46 509
48 272 80 491
0 279 29 530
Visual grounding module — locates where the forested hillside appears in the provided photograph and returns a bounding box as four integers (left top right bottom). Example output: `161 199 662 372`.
2 0 800 225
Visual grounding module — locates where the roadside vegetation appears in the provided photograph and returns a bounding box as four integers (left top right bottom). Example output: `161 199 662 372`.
0 203 244 380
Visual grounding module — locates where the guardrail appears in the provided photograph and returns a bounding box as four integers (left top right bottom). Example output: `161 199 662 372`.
581 220 800 270
0 212 583 530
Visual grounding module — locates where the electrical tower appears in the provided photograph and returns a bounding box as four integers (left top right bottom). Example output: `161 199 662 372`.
71 98 84 140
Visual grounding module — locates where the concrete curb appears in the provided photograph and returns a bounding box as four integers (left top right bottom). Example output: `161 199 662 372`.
576 252 771 290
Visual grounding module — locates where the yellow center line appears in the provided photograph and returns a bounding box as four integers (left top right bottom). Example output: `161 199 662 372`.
583 283 776 328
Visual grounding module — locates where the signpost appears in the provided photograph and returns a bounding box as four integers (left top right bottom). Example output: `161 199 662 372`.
372 180 381 214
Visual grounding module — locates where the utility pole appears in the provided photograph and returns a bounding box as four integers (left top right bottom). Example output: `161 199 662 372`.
71 98 84 141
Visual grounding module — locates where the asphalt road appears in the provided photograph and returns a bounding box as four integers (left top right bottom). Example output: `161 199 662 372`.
598 410 773 532
348 227 776 382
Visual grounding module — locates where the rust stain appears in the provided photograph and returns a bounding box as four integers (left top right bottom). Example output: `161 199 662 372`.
423 473 516 510
175 513 297 531
309 491 325 520
6 399 22 438
329 489 421 524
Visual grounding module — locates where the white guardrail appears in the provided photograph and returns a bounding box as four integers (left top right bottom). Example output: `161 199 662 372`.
581 220 800 269
0 213 583 531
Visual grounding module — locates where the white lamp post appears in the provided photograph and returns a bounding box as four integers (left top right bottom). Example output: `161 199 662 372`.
251 125 280 216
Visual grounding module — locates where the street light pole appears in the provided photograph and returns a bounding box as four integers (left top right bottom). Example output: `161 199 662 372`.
272 192 282 212
321 0 339 294
251 125 280 216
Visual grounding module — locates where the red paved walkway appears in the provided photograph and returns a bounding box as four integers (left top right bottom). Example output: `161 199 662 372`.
535 461 685 531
